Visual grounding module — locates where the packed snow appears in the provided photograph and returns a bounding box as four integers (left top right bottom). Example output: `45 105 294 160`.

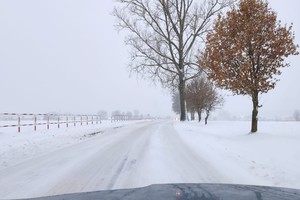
0 120 299 199
0 120 140 171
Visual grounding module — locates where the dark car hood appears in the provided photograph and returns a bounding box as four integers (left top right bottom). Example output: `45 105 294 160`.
14 183 300 200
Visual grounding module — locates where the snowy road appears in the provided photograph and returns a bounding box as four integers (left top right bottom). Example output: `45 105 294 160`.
0 121 224 199
1 120 299 199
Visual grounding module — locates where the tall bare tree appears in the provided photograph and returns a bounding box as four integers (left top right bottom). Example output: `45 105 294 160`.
171 92 181 115
114 0 233 121
201 0 298 132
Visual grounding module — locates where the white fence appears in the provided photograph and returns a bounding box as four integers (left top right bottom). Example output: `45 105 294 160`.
0 113 101 132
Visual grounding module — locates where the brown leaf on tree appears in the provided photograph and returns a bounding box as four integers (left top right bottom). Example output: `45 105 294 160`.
200 0 299 132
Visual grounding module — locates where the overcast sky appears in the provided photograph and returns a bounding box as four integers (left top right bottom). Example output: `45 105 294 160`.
0 0 299 118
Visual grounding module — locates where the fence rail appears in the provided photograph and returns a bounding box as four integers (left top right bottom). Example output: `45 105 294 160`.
111 115 129 122
110 114 155 122
0 113 101 132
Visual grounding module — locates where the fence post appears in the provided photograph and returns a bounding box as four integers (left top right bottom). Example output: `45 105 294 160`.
18 115 21 133
66 116 68 128
1 113 104 132
34 115 37 131
47 115 50 129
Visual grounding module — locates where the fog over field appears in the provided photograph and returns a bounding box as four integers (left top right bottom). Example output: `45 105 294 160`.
0 0 299 118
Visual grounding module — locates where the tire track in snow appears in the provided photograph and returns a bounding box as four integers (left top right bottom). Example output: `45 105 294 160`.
107 155 128 189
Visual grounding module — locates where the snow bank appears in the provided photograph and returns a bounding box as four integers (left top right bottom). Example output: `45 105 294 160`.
174 121 300 189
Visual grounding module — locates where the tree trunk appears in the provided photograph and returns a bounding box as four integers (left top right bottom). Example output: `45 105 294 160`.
191 112 195 121
197 110 202 122
179 76 186 121
251 91 259 133
205 110 210 125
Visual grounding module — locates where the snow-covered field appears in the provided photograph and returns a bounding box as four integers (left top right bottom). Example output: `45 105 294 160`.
0 120 299 199
175 121 300 189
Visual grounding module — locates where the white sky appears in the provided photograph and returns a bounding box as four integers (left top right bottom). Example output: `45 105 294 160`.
0 0 299 118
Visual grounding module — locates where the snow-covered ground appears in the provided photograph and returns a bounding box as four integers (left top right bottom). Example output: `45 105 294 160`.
0 120 299 199
175 121 300 189
0 120 141 171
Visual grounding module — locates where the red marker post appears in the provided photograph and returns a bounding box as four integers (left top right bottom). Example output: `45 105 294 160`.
34 115 37 131
47 115 50 129
18 115 21 133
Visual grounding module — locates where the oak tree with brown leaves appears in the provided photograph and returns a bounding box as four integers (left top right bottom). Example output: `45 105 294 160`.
201 0 298 132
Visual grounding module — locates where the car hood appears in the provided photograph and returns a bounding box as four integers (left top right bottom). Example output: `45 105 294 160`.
13 183 300 200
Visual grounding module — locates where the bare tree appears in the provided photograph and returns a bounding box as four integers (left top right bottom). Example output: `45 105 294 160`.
294 110 300 121
186 76 223 123
126 111 133 120
186 76 207 122
97 110 108 120
203 85 223 125
114 0 233 121
112 110 121 116
186 100 196 121
171 92 181 115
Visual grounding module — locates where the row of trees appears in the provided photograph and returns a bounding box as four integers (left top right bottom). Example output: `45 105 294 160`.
97 110 151 120
172 76 223 124
114 0 234 122
114 0 298 133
